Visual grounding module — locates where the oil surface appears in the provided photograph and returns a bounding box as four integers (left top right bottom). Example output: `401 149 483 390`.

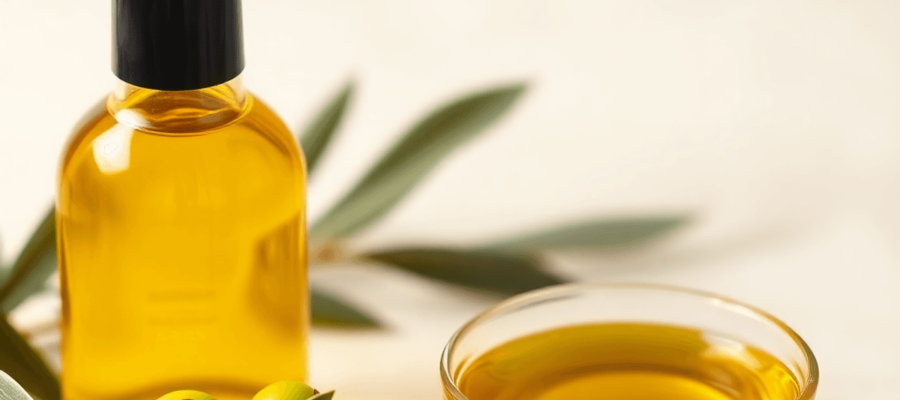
452 323 801 400
58 82 308 400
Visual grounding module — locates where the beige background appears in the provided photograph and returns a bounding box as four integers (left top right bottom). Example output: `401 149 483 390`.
2 0 899 399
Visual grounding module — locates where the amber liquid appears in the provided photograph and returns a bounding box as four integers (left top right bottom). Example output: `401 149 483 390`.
452 324 802 400
57 78 308 400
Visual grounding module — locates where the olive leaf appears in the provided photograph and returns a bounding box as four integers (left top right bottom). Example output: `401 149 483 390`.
0 318 59 400
489 216 689 250
0 264 9 291
0 370 33 400
0 208 57 313
0 237 7 284
366 248 564 296
308 391 334 400
312 288 381 328
299 82 354 174
310 83 528 241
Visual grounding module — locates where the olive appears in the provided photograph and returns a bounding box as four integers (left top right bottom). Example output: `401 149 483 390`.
156 390 217 400
252 381 318 400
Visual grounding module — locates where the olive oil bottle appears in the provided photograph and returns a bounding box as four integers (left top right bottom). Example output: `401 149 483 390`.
56 1 308 399
454 323 802 400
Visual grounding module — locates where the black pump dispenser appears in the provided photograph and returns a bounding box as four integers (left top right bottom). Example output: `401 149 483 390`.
112 0 245 91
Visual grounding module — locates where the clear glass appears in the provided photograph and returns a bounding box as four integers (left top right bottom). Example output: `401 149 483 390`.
441 283 818 400
57 77 308 400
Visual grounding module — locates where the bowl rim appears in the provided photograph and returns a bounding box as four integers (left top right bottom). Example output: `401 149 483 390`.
439 282 819 400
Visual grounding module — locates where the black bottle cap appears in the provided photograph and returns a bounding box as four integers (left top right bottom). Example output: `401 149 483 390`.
112 0 245 91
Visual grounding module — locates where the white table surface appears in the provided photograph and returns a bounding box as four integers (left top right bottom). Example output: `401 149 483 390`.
2 0 899 399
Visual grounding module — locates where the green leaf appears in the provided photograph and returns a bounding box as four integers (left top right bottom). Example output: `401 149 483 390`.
308 391 334 400
310 83 528 240
0 208 57 313
366 248 564 296
0 238 6 283
299 82 354 174
490 216 689 250
0 370 33 400
312 288 381 328
0 317 59 400
0 264 10 289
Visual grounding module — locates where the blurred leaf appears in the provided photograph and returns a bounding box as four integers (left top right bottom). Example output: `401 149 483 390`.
0 208 57 313
0 264 9 290
0 318 59 400
312 288 381 328
490 216 689 250
367 248 564 296
0 369 33 400
0 236 9 286
299 82 354 174
310 83 528 240
308 391 334 400
0 237 6 283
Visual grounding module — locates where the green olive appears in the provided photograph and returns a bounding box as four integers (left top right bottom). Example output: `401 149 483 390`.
252 381 317 400
156 390 217 400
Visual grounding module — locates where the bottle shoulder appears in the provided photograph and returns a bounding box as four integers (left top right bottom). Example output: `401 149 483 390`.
59 98 118 180
239 93 305 164
59 90 306 183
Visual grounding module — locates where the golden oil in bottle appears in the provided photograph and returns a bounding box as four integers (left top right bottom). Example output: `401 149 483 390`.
453 323 802 400
57 1 307 399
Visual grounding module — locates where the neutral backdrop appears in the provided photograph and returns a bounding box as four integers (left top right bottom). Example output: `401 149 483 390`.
1 1 899 399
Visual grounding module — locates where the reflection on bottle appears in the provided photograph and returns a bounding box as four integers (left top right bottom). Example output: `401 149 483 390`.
92 124 134 175
249 213 308 338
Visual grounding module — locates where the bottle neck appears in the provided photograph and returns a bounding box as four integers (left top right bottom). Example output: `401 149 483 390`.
107 76 250 134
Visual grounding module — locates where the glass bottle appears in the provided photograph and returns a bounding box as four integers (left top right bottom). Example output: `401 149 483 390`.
57 1 308 399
